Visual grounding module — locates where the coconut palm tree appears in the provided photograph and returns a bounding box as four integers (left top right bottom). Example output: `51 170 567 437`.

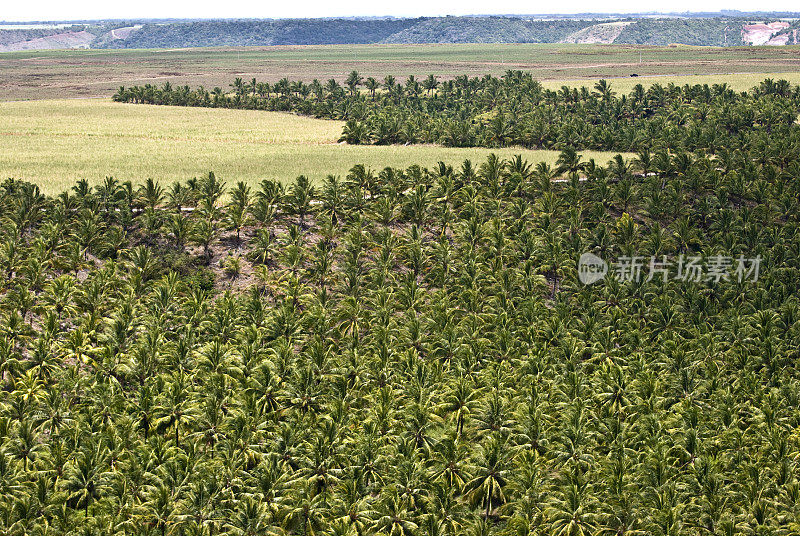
463 436 512 519
346 71 363 96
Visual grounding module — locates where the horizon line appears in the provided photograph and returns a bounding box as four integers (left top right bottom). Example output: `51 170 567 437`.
4 10 800 24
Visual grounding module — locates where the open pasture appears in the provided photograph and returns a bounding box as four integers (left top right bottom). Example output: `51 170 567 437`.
0 99 626 194
3 43 800 101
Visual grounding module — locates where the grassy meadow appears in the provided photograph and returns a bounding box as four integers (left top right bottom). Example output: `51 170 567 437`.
0 99 626 194
540 71 800 94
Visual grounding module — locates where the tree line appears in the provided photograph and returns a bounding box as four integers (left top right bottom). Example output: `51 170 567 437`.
114 72 800 154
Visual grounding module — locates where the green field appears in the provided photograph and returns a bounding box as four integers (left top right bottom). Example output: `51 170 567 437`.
3 43 800 100
540 71 800 94
0 99 625 194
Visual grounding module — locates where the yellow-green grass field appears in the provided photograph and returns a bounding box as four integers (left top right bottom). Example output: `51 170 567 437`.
0 99 627 195
541 71 800 94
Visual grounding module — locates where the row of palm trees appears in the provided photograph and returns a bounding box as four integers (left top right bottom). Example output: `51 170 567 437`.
1 138 799 534
113 72 800 153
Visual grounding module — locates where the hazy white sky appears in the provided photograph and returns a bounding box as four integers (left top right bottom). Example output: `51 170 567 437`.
3 0 799 22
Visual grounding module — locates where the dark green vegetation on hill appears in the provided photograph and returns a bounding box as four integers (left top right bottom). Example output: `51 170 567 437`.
107 19 422 48
79 17 596 50
382 17 748 45
92 17 762 48
365 18 598 44
2 15 797 51
115 73 800 154
3 97 800 531
614 18 745 46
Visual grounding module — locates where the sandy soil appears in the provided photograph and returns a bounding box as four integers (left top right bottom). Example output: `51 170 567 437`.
742 22 790 46
0 31 94 52
562 22 634 44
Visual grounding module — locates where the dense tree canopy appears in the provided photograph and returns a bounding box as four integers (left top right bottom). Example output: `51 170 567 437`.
92 17 770 49
1 126 800 534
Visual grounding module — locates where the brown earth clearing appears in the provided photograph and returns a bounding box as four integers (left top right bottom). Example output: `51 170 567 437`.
3 43 800 101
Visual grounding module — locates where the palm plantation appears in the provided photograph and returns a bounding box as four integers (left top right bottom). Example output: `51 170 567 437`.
1 74 800 535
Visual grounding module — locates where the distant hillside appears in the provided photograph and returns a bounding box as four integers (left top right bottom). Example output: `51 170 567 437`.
105 19 422 48
0 25 85 46
614 19 745 46
0 22 136 51
0 31 95 51
379 17 597 44
562 22 634 44
2 16 800 51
